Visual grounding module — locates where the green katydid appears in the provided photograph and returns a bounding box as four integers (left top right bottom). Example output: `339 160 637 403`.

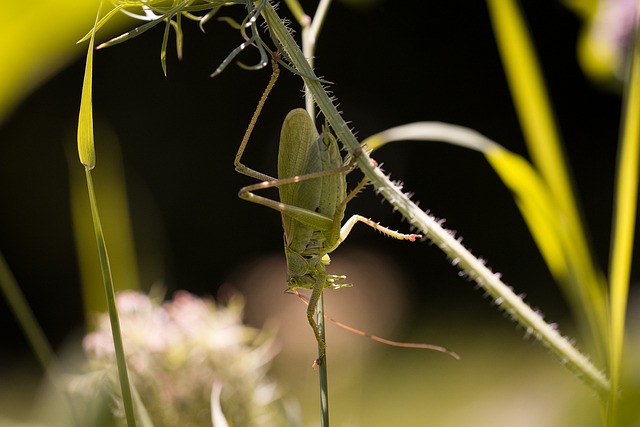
235 62 421 366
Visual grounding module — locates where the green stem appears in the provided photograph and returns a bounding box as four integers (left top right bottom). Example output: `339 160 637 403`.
317 293 330 426
262 2 610 397
295 0 334 423
607 4 640 422
85 168 137 427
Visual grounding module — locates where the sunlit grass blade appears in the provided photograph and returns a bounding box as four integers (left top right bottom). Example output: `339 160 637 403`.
68 130 141 319
607 11 640 423
363 123 569 282
77 3 127 44
485 147 570 277
84 169 138 427
78 5 138 425
77 16 97 170
486 0 609 357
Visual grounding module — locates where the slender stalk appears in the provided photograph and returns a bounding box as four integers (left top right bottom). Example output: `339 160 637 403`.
294 0 334 423
262 2 610 397
78 5 137 423
85 168 137 427
317 293 330 427
607 4 640 423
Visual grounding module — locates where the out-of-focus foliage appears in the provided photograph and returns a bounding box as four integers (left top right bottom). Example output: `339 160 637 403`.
0 0 102 124
565 0 637 87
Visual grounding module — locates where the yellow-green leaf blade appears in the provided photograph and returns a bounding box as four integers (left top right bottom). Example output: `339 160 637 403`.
487 0 609 355
608 14 640 420
485 147 568 279
77 6 99 170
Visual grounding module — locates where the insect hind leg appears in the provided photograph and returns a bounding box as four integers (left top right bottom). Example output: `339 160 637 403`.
338 215 422 246
306 275 327 367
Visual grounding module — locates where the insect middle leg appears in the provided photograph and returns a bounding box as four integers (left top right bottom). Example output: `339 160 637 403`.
237 166 351 231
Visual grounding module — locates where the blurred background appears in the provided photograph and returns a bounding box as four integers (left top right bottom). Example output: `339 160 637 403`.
0 1 636 425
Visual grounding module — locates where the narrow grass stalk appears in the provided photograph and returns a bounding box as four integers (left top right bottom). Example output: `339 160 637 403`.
607 7 640 423
84 169 137 427
68 137 142 320
78 4 137 424
262 1 610 397
317 293 330 427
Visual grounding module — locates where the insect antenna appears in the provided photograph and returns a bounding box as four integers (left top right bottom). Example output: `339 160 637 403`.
290 290 460 360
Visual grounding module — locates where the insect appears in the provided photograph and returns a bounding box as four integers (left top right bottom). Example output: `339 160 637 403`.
235 62 421 366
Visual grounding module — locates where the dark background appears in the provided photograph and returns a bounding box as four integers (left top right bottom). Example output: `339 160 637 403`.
0 1 631 374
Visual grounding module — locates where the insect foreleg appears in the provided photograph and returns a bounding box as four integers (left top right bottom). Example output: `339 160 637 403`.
234 58 280 182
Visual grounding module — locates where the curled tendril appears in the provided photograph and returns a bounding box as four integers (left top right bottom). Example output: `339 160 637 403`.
210 0 269 77
198 6 223 32
212 1 330 83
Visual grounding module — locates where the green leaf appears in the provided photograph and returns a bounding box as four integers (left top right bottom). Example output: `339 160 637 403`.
486 0 609 358
485 147 568 278
77 4 99 169
607 13 640 423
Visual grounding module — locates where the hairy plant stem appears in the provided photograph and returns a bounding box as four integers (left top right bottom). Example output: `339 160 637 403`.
262 1 610 397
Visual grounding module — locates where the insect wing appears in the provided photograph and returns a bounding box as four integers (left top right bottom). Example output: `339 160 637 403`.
278 109 324 241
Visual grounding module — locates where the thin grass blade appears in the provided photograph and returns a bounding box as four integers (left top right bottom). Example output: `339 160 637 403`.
77 4 126 44
77 12 97 170
78 5 137 425
607 7 640 422
486 0 609 356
